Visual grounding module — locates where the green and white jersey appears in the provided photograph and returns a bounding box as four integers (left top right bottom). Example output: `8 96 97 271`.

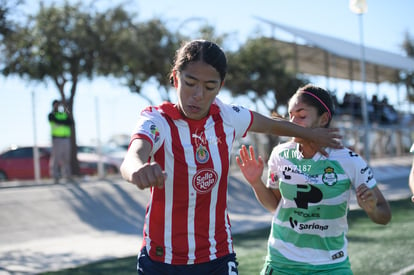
265 141 376 270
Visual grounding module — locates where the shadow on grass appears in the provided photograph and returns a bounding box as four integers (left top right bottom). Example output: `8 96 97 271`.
41 198 414 275
63 178 147 235
41 257 137 275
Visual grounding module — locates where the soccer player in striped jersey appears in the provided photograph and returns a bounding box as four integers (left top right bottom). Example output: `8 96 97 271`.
236 84 391 275
120 41 342 275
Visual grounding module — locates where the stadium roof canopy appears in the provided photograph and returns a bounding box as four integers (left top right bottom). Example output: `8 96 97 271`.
254 16 414 84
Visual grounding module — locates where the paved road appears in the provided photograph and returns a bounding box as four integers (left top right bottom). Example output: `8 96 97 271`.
0 156 412 274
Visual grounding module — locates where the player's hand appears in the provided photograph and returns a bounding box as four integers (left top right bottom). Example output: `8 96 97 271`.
236 145 264 187
356 184 378 212
309 128 342 156
131 162 167 190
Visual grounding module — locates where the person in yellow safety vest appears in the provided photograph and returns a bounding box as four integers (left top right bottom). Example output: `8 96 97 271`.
48 100 73 183
409 144 414 202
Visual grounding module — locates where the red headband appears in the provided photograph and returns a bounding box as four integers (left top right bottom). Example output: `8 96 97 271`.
302 91 331 119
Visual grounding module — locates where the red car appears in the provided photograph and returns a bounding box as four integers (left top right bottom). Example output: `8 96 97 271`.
0 146 120 181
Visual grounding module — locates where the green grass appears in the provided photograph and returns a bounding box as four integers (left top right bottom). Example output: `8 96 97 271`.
347 198 414 275
41 199 414 275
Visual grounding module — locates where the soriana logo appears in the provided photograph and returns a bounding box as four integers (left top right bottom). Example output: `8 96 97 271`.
192 169 218 194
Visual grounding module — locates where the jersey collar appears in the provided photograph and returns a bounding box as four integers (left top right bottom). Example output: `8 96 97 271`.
159 101 220 121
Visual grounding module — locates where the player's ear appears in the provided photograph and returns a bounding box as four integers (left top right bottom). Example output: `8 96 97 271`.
320 112 330 127
170 70 178 88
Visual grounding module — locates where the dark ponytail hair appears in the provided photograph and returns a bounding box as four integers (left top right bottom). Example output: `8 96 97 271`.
290 84 335 127
169 40 227 85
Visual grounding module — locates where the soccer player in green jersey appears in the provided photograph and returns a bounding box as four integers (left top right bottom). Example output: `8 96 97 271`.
236 84 391 275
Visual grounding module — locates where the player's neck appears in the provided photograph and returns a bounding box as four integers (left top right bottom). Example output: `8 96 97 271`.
298 144 317 159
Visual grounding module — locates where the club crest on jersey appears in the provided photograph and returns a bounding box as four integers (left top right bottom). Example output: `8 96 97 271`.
192 130 210 163
196 144 209 163
192 169 218 193
322 167 338 186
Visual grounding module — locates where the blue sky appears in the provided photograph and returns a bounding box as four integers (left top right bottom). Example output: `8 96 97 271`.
1 0 413 150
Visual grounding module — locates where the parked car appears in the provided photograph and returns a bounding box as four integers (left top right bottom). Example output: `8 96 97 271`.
0 145 120 181
77 145 125 167
76 145 124 175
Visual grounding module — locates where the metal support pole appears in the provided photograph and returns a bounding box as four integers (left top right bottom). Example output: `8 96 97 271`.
95 96 104 178
358 14 370 163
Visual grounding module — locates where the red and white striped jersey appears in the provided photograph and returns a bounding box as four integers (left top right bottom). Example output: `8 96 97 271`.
130 98 253 265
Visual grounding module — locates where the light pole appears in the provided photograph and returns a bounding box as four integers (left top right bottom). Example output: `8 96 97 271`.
350 0 370 163
95 96 104 178
32 90 41 183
